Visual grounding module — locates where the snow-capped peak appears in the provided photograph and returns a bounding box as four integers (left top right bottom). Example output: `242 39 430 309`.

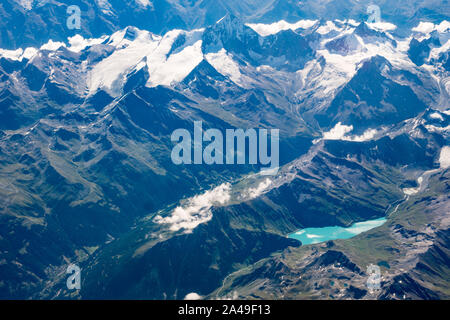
247 19 318 37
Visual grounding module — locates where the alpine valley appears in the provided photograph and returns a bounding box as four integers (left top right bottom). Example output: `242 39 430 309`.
0 0 449 300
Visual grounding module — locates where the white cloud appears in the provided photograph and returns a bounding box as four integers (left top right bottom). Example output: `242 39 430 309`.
319 123 379 142
68 34 108 53
323 122 354 140
350 128 379 142
412 21 450 34
154 183 231 232
0 48 24 60
412 22 436 34
241 178 272 200
368 22 397 32
0 47 38 61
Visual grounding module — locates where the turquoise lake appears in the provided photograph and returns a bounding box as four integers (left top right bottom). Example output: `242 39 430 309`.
288 218 387 245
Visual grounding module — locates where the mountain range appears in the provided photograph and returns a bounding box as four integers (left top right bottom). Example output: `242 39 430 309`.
0 0 449 300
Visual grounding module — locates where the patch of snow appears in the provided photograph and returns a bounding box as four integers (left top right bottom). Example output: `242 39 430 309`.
89 27 205 95
246 19 318 36
89 29 160 95
205 49 243 85
317 21 342 35
403 176 423 195
95 0 114 15
147 39 204 87
15 0 33 10
425 125 450 133
430 112 444 121
440 146 450 169
136 0 153 9
429 39 450 61
40 40 65 51
314 49 359 91
317 34 413 88
335 19 360 27
22 47 38 60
